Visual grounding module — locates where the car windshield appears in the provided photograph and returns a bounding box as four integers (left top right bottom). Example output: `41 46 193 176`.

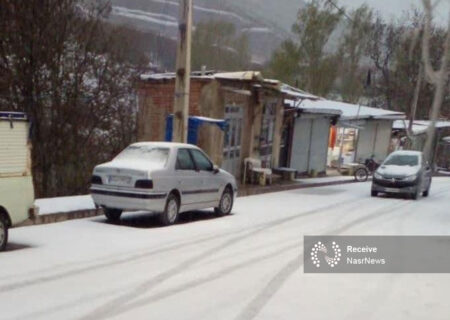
384 154 419 166
114 146 169 167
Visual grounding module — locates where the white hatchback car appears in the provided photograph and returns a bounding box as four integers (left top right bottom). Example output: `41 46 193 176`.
90 142 237 225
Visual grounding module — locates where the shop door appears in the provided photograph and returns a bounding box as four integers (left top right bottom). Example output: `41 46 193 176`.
222 106 243 177
279 122 292 168
259 99 277 168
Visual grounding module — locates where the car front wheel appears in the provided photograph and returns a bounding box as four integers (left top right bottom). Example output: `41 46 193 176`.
215 187 233 216
104 208 122 222
0 214 8 252
160 194 179 226
423 187 430 197
411 187 420 200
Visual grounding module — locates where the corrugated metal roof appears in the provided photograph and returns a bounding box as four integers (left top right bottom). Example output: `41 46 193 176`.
286 99 405 121
393 120 450 134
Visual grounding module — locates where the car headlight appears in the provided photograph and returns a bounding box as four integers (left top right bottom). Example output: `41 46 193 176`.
373 172 383 179
403 174 418 182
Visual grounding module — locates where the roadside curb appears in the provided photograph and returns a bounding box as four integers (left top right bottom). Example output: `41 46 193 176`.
237 179 361 197
19 208 103 227
22 179 361 226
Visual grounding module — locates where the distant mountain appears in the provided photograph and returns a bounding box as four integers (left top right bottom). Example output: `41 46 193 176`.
108 0 304 67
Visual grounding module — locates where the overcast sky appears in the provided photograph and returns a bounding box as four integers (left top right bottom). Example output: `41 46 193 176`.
338 0 450 25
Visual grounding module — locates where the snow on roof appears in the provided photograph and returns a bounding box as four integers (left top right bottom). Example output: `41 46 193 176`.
393 120 450 134
286 100 342 116
213 71 263 81
191 116 225 123
392 120 428 134
140 72 215 81
140 71 263 82
287 99 405 121
280 84 319 100
415 120 450 128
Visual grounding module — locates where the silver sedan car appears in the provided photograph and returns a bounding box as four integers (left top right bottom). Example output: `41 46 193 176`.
90 142 237 225
371 150 432 200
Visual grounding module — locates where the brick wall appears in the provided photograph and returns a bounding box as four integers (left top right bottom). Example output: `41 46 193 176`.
137 79 208 142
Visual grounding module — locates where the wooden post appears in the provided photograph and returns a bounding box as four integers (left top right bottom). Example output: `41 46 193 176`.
172 0 193 143
338 127 345 172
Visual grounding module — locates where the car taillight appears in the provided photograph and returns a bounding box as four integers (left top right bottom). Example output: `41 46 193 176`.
135 179 153 189
91 175 103 184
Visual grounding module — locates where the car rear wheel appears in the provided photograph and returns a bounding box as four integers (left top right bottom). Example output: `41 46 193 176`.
0 214 8 252
215 187 233 216
160 194 179 226
104 208 122 222
423 187 430 197
355 168 369 182
371 190 378 197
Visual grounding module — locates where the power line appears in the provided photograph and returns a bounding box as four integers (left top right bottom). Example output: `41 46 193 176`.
325 0 354 23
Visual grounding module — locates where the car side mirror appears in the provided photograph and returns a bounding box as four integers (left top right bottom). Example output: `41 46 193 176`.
213 165 220 174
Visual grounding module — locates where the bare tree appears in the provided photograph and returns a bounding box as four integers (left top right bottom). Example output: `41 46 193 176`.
421 0 450 161
0 0 143 197
339 5 373 103
366 16 404 109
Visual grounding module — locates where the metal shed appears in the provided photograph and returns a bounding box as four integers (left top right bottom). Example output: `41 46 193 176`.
296 99 405 166
280 86 341 176
290 112 340 175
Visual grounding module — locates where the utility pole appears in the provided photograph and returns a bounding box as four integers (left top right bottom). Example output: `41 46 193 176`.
172 0 193 143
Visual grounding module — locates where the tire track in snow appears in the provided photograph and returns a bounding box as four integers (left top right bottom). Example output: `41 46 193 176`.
78 199 370 320
84 242 301 320
233 199 421 320
109 199 408 319
0 197 367 294
10 185 448 319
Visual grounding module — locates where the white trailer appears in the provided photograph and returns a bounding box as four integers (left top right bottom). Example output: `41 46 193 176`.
0 112 35 251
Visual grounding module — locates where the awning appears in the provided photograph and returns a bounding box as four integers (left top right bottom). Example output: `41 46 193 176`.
165 115 227 145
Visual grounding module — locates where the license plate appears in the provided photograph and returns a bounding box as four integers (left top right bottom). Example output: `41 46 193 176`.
384 187 400 193
108 175 131 185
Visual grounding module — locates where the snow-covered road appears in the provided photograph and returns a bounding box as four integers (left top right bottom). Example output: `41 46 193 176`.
1 179 450 320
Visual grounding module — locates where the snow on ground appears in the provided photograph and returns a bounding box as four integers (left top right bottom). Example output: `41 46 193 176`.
112 6 178 28
242 27 273 34
34 176 353 215
35 195 95 215
1 178 450 320
296 175 355 184
112 1 247 24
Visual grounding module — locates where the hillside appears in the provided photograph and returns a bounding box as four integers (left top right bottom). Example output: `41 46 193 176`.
108 0 304 68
